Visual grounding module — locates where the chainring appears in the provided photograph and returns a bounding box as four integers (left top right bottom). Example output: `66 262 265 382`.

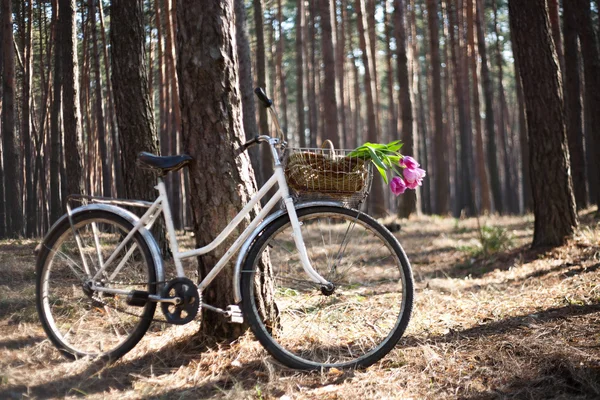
160 277 200 325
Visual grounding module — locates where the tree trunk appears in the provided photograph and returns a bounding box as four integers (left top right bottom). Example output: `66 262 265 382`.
21 0 35 236
60 0 84 199
492 0 513 214
253 0 271 187
234 0 260 168
307 0 319 147
319 0 340 147
50 0 63 223
395 0 416 218
572 0 600 209
355 0 386 217
466 0 490 213
98 0 123 198
177 0 272 339
110 0 159 203
276 0 288 136
89 0 111 198
547 0 564 76
563 0 588 209
508 0 577 247
426 0 449 215
296 0 306 147
476 0 502 214
384 1 398 142
448 0 474 216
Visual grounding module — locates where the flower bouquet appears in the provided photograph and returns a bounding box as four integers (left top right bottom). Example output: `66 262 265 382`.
348 141 426 195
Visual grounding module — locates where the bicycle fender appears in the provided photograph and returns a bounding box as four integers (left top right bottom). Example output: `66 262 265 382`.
232 200 346 304
37 204 166 291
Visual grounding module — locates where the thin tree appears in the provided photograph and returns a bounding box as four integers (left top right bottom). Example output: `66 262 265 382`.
2 0 23 237
563 0 588 209
60 0 84 198
426 0 449 214
475 0 502 213
89 0 111 198
319 0 340 147
395 0 416 218
355 0 386 217
296 0 306 147
508 0 577 247
572 0 600 208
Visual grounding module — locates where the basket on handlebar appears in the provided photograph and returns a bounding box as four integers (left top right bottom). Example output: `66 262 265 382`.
283 141 373 207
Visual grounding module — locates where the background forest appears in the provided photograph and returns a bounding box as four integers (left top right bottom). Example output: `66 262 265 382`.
2 0 597 241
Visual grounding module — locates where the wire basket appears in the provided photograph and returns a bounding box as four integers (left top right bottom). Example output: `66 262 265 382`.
283 142 373 207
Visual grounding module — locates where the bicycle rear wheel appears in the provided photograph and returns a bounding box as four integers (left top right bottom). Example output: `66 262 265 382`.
36 209 157 360
241 206 414 369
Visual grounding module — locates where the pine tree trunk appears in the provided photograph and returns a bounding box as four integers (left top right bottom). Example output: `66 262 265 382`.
22 0 35 236
89 0 111 198
476 0 502 214
355 0 386 217
307 0 319 147
98 0 123 198
385 1 398 142
572 0 600 208
563 0 588 209
508 0 577 247
253 0 271 187
177 0 273 339
395 0 417 218
234 0 260 160
296 0 306 147
60 0 84 199
466 0 490 213
49 0 63 224
110 0 159 203
426 0 449 214
448 0 474 216
320 0 340 147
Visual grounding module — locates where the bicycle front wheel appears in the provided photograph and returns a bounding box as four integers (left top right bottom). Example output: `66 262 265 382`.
36 209 157 360
241 206 414 369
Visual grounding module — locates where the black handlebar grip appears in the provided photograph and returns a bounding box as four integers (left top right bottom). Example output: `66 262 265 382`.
254 87 273 108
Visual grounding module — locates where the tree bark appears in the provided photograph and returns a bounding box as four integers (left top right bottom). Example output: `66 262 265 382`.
177 0 272 339
562 0 587 209
296 0 306 147
572 0 600 208
110 0 159 203
253 0 271 187
60 0 84 199
476 0 502 214
50 0 63 224
21 0 35 236
508 0 577 247
426 0 449 214
395 0 416 218
89 0 111 198
355 0 386 217
319 0 339 147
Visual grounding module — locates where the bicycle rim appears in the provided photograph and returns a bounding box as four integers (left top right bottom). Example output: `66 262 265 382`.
37 211 156 359
242 206 413 369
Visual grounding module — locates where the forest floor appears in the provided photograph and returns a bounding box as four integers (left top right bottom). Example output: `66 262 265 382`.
1 210 600 399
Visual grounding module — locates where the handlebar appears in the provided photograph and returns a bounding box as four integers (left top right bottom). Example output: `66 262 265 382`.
235 135 274 157
254 87 273 108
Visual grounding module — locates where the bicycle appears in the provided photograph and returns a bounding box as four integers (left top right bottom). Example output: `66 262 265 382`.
35 88 414 370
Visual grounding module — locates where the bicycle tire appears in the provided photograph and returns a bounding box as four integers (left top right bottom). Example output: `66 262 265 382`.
36 209 157 360
241 205 414 369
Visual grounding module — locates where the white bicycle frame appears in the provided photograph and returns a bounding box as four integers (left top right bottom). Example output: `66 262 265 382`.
86 138 330 306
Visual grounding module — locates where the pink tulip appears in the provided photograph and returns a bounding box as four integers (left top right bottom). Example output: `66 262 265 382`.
389 176 407 196
400 156 420 170
403 167 426 185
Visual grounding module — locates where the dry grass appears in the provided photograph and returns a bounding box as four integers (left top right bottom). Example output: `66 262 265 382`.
1 210 600 399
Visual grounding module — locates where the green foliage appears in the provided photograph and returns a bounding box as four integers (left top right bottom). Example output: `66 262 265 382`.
478 225 513 257
459 224 513 259
348 140 404 184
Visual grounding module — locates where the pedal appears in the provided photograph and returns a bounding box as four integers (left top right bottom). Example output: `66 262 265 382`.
126 290 149 307
226 305 244 324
